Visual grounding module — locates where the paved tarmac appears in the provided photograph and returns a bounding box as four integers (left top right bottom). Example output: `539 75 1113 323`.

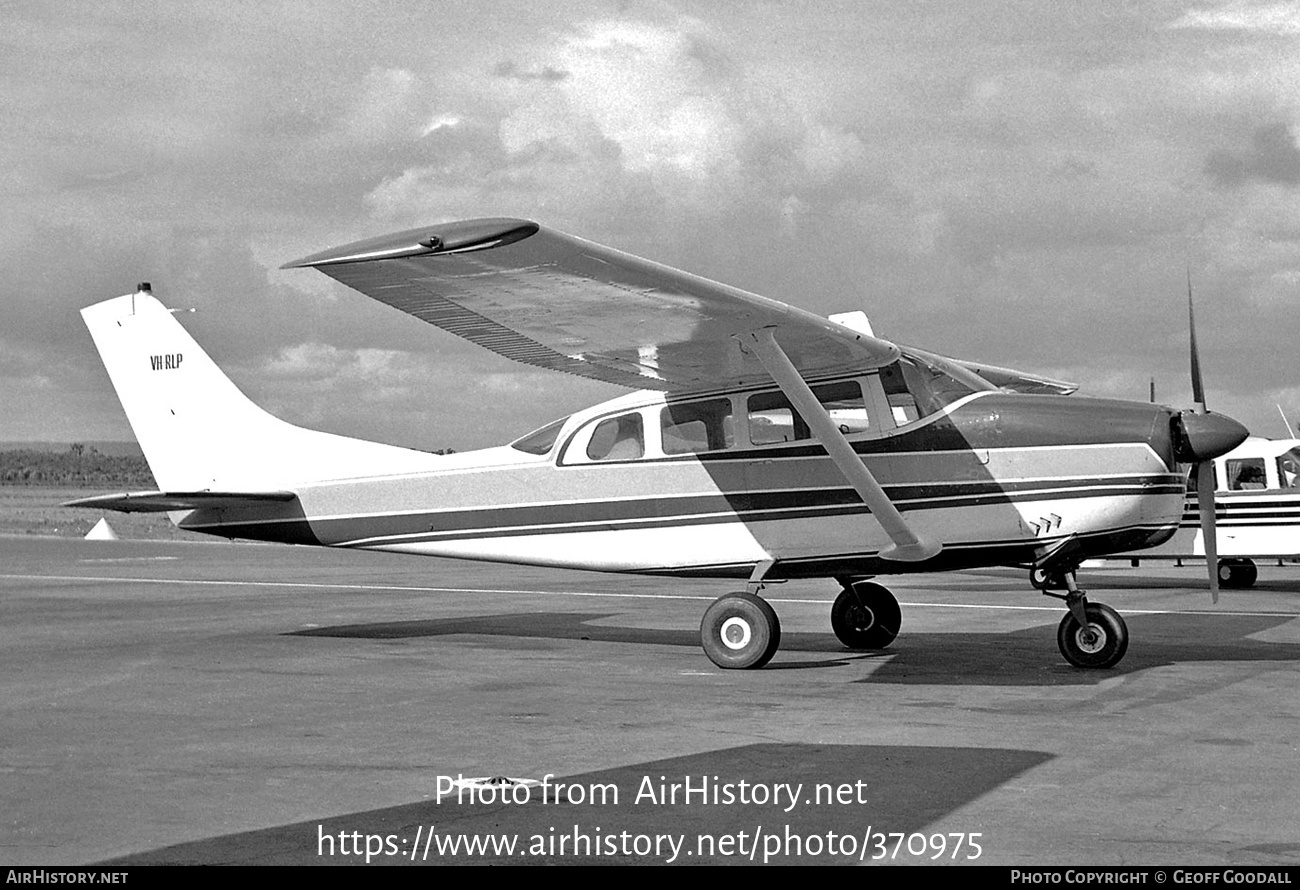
2 534 1299 866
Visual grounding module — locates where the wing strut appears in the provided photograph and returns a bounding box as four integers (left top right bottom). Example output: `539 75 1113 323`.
742 327 942 563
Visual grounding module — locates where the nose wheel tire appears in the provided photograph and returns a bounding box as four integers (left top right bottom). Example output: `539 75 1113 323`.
700 592 781 669
1056 602 1129 669
1217 558 1258 589
831 581 901 650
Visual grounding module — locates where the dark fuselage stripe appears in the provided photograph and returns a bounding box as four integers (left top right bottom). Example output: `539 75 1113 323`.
302 476 1180 546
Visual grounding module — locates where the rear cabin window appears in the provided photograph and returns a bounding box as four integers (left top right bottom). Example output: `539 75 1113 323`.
661 399 734 455
585 413 644 461
1227 458 1267 490
746 381 868 445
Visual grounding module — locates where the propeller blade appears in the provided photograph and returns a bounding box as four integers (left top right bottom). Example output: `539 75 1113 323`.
1188 271 1207 412
1196 460 1219 604
1187 271 1225 600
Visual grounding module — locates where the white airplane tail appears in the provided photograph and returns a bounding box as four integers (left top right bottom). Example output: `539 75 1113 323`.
81 286 441 492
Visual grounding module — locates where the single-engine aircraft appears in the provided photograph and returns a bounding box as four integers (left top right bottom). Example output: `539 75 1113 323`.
70 218 1250 670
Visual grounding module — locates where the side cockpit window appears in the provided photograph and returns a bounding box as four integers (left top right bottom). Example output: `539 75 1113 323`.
1278 448 1300 489
662 399 734 455
748 390 808 444
746 381 869 445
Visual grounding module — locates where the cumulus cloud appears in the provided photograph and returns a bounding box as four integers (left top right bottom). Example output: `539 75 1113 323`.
1168 1 1300 34
422 113 464 136
11 3 1300 446
502 20 746 182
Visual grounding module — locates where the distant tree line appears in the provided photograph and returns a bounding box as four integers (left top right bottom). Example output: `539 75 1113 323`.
1 443 458 487
0 445 155 487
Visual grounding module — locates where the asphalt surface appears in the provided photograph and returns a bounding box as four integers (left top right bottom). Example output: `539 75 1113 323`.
2 535 1299 866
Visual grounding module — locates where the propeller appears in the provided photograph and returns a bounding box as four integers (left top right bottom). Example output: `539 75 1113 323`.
1174 273 1248 602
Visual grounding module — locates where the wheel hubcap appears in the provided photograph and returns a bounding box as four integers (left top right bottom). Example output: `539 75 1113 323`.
849 605 875 632
720 617 753 650
1076 624 1106 654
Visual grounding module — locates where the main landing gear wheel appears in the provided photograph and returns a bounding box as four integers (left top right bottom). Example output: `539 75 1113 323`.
700 592 781 670
1056 603 1129 669
831 581 901 650
1217 558 1258 589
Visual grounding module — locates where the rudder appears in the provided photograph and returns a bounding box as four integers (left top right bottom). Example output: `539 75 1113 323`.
81 285 439 492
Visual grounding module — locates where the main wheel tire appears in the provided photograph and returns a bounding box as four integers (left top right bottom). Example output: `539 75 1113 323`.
831 581 901 650
1056 603 1129 669
700 592 781 669
1218 558 1258 589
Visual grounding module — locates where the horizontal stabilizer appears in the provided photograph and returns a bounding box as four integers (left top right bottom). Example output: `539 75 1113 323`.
65 490 298 514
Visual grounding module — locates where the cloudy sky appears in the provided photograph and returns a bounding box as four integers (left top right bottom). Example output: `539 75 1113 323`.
4 0 1299 452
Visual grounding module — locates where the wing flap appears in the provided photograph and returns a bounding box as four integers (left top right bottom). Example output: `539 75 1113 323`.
285 219 900 393
65 491 298 514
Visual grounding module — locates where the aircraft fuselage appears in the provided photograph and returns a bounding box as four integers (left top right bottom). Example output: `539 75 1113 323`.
176 385 1186 581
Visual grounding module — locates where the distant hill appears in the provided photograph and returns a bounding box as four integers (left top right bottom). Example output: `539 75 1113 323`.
0 445 154 487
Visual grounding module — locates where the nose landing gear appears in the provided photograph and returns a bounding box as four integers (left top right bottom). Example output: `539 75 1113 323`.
1032 561 1129 669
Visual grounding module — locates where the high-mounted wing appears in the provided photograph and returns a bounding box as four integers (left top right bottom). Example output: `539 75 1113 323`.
284 219 899 393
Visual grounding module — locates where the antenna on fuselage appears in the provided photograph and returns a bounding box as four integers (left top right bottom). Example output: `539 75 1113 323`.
1279 405 1297 439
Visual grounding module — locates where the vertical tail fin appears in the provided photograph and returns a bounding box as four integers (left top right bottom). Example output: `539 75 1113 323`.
81 286 438 492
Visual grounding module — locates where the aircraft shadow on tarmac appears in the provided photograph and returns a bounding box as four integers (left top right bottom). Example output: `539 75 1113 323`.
99 742 1052 865
1090 575 1300 593
289 611 1300 686
978 566 1300 594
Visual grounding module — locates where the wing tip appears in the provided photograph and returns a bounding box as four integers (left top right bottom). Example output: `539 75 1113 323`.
282 218 540 269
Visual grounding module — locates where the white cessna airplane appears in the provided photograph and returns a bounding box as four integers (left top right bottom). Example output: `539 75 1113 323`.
1116 435 1300 588
70 219 1249 670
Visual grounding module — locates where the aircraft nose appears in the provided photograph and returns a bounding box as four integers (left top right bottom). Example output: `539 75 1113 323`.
1173 410 1250 463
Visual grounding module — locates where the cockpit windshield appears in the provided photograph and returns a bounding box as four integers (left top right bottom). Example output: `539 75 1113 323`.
903 350 998 399
880 351 991 424
1279 447 1300 489
509 416 569 456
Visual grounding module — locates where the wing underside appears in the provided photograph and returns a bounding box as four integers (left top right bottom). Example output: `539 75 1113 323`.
284 218 900 393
